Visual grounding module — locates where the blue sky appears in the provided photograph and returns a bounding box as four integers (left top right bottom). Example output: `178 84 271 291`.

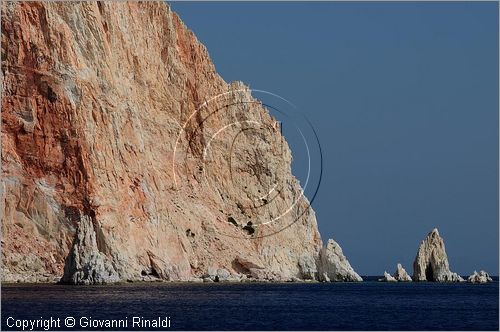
171 2 499 275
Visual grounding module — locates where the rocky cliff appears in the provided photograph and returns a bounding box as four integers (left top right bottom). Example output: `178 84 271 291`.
1 2 359 283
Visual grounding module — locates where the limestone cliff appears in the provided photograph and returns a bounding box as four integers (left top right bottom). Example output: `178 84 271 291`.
1 2 359 283
413 229 463 282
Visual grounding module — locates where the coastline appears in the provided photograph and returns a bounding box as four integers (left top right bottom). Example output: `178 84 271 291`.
3 275 498 286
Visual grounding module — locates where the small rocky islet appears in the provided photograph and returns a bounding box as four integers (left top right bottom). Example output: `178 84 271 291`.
378 228 493 284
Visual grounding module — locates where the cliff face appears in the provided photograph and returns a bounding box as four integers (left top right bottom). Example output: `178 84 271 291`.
1 2 355 283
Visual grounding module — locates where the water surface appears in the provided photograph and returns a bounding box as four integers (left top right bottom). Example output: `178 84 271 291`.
2 278 498 330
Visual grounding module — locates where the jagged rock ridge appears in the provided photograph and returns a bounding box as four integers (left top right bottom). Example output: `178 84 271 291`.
1 2 361 283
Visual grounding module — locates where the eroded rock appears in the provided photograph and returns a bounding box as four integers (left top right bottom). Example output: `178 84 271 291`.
412 228 463 282
318 239 362 282
378 271 397 282
393 263 412 282
60 216 119 285
467 270 493 283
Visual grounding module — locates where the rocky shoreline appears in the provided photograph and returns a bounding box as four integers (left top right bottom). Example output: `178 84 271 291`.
0 3 493 287
54 216 363 285
4 227 493 285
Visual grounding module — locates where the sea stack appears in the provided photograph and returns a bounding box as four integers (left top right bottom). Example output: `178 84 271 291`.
393 263 412 282
413 228 463 282
318 239 363 282
378 271 397 282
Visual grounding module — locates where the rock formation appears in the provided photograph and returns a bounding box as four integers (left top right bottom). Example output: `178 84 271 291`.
378 271 397 282
413 228 463 282
60 216 119 285
318 239 362 282
1 2 360 283
393 263 412 282
467 270 493 284
204 267 232 282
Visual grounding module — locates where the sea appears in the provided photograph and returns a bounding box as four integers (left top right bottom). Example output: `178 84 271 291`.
1 277 498 331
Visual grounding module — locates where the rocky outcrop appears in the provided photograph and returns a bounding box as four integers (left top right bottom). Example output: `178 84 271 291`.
413 229 463 282
467 270 493 284
60 216 119 285
378 271 397 282
204 267 231 282
318 239 362 282
1 2 335 283
393 263 412 282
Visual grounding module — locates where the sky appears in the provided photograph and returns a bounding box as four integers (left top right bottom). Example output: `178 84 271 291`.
170 2 499 276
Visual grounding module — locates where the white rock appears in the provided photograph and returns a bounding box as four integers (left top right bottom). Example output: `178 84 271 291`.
298 254 318 280
207 267 218 279
205 267 231 282
393 263 412 282
318 239 362 282
467 270 493 283
413 228 464 282
379 271 397 282
216 268 230 281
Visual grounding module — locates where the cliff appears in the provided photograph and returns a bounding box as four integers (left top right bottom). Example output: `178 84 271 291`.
1 2 358 283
